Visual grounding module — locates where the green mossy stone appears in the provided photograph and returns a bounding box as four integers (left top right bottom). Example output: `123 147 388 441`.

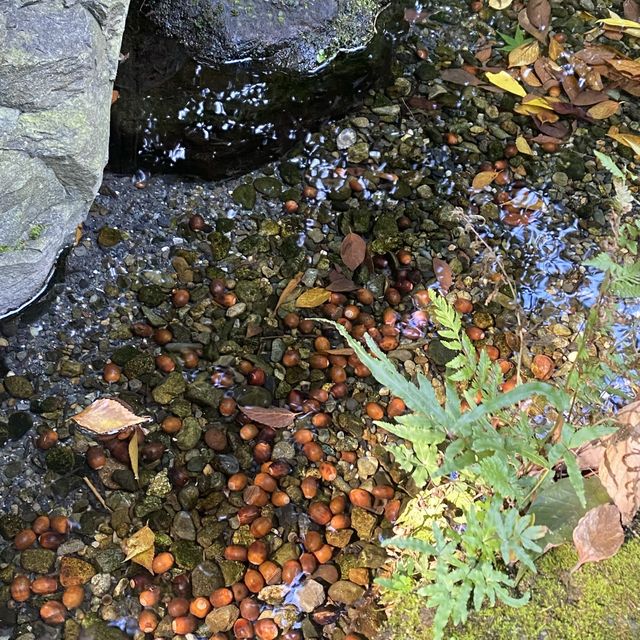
3 375 34 399
94 548 125 573
137 285 166 307
171 540 202 570
238 235 269 255
110 346 141 367
279 162 302 186
152 372 186 405
7 412 32 439
253 177 283 198
218 560 245 586
0 514 26 540
232 183 256 210
97 227 123 248
21 548 56 574
45 446 75 473
175 417 202 451
185 383 223 408
209 231 231 261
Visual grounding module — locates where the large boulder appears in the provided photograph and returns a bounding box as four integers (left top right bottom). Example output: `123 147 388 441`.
0 0 130 316
148 0 387 74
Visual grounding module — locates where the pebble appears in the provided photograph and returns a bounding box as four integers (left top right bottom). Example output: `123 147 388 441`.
292 579 326 613
226 302 247 318
328 580 365 605
336 127 357 149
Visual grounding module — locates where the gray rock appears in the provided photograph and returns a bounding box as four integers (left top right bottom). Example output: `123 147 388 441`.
205 604 239 633
0 0 130 315
171 511 196 541
328 580 365 605
191 560 224 596
291 578 325 613
150 0 386 74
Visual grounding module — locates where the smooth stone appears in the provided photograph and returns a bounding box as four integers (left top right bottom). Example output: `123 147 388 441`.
328 580 365 605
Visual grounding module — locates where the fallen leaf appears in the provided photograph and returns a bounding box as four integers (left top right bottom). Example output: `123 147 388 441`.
608 130 640 156
522 94 555 108
514 103 559 122
574 45 618 65
573 90 611 106
321 348 355 356
111 90 120 105
72 398 151 436
587 100 620 119
489 0 513 8
606 58 640 77
475 45 493 64
129 433 140 481
518 8 548 42
340 233 367 271
527 0 551 31
598 399 640 524
624 0 640 21
521 67 542 86
123 526 155 574
529 476 612 550
432 258 453 293
295 288 331 308
530 133 563 144
576 440 607 470
508 41 541 68
239 406 298 429
326 271 359 292
403 8 429 22
548 37 564 61
572 504 624 572
472 170 499 189
275 271 303 312
486 70 527 96
516 136 535 155
597 17 640 30
441 68 486 86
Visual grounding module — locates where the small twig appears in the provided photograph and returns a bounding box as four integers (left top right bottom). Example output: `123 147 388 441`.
83 476 112 512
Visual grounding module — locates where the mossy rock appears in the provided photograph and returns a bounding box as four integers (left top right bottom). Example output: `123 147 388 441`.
232 183 256 210
45 446 76 473
21 549 56 574
171 540 203 570
381 539 640 640
137 285 166 307
3 375 34 399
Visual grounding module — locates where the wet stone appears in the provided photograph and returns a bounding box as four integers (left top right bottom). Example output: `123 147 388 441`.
0 514 26 539
336 127 357 150
123 353 155 379
326 528 354 548
3 375 34 399
427 339 457 366
235 385 272 407
60 556 96 586
135 495 163 519
46 446 75 473
351 507 377 541
205 604 239 633
253 177 283 198
112 469 137 492
97 227 123 248
137 285 165 307
94 548 125 573
171 511 196 541
191 560 224 596
218 560 244 586
328 580 365 605
186 383 223 408
171 540 202 570
175 417 201 451
147 470 172 497
21 549 55 574
209 231 231 261
294 578 326 613
232 183 256 209
152 371 186 404
272 440 295 460
7 412 32 439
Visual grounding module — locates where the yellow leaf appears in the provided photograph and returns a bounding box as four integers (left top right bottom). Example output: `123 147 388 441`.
489 0 513 8
516 136 535 155
548 38 565 61
508 41 541 67
472 171 499 190
608 131 640 155
514 103 560 122
72 398 152 436
123 526 155 574
597 17 640 29
587 100 621 119
522 95 555 108
295 288 331 308
485 70 527 96
128 434 139 481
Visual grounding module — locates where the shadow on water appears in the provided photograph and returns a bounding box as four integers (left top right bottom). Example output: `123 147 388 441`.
108 0 407 180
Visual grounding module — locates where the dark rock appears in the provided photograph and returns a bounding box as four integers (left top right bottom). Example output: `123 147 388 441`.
427 339 457 366
191 560 224 596
7 411 33 439
3 375 34 399
123 353 155 379
97 227 123 248
232 184 256 210
45 446 76 473
171 540 203 570
137 285 166 307
21 548 56 574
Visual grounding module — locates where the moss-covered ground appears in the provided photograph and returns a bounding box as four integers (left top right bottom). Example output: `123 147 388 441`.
381 539 640 640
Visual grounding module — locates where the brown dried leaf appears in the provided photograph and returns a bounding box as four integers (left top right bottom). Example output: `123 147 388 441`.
432 258 453 293
598 399 640 523
573 90 610 106
572 504 624 572
325 276 359 292
509 41 541 68
476 45 493 64
521 67 543 86
472 170 499 189
624 0 640 21
239 406 298 429
526 0 551 31
608 130 640 156
548 37 564 61
322 348 355 356
518 8 548 43
587 100 620 119
607 58 640 77
561 74 580 100
573 46 618 65
576 441 607 470
441 68 486 87
340 233 367 271
275 271 303 312
72 398 151 436
124 526 155 574
295 288 331 308
530 133 563 144
129 434 139 481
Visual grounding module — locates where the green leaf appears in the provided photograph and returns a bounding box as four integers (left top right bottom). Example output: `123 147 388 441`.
594 150 625 180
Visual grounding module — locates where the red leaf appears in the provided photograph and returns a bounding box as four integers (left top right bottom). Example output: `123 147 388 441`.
239 406 298 429
433 258 453 293
572 504 624 572
326 275 359 292
340 233 367 271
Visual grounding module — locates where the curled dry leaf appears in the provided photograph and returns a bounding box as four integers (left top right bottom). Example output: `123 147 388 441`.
548 37 564 61
432 258 453 293
598 399 640 524
472 170 499 189
608 130 640 156
587 100 620 119
572 504 624 572
295 288 331 308
516 136 535 155
488 0 513 8
275 271 303 312
508 41 541 68
340 233 367 271
123 525 155 574
72 398 151 436
239 405 298 429
518 8 548 43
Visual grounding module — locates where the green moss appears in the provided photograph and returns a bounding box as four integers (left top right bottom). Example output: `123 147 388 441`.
381 540 640 640
29 224 45 240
